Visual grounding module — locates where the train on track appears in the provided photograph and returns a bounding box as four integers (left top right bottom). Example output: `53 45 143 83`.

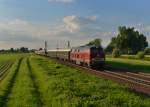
35 45 105 68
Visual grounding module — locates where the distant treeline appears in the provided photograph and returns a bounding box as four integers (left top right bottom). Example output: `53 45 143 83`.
85 26 150 58
0 47 35 53
105 26 148 55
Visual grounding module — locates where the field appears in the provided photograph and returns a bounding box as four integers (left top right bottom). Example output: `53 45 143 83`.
0 54 150 107
106 57 150 73
107 54 150 61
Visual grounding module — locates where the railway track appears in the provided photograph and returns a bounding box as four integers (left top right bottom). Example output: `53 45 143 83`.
126 72 150 81
0 62 13 82
105 71 150 86
52 59 150 96
139 72 150 77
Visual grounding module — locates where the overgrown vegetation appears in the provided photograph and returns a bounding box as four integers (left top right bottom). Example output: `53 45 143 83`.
106 57 150 72
0 54 150 107
29 55 150 107
137 51 145 59
112 48 121 58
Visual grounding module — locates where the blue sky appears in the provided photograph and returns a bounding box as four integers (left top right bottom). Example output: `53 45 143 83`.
0 0 150 49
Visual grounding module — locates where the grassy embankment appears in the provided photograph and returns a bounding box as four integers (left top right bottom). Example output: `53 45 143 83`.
107 54 150 60
106 55 150 72
29 55 150 107
0 54 149 107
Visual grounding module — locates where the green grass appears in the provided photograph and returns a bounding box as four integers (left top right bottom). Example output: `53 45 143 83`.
0 53 27 61
6 58 40 107
0 58 22 106
0 54 150 107
29 55 150 107
106 57 150 72
107 54 150 61
120 55 150 61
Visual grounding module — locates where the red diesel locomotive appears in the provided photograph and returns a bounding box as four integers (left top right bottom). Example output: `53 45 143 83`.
70 46 105 67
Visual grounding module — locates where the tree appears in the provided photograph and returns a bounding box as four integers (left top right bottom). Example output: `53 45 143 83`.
112 48 121 58
86 38 102 47
39 48 43 51
106 26 148 54
105 37 117 53
144 48 150 55
10 48 14 53
20 47 29 53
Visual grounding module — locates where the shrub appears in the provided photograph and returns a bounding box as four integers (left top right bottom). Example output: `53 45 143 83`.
137 51 145 59
112 49 121 58
144 48 150 55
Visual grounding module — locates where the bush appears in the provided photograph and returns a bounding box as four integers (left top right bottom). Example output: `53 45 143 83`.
137 51 145 59
144 48 150 55
112 49 121 58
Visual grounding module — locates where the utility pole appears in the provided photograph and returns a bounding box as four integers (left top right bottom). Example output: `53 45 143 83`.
44 41 47 54
56 41 59 50
67 41 70 49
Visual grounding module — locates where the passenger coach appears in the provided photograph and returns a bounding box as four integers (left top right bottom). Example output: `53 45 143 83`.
47 49 70 61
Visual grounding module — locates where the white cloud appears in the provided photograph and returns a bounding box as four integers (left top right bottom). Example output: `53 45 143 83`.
0 19 70 49
0 19 73 49
63 15 98 33
0 17 115 49
63 15 80 32
88 16 97 21
142 26 150 33
0 19 50 37
48 0 74 3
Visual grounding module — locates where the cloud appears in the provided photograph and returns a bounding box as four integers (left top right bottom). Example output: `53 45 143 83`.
0 17 115 49
0 19 55 48
88 16 97 21
48 0 74 3
63 15 98 33
63 15 80 32
0 19 53 40
0 19 75 49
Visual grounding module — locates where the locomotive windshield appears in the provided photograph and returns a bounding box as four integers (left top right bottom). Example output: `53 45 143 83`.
91 47 105 59
92 47 103 53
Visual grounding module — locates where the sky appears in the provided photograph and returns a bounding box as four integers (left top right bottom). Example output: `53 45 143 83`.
0 0 150 49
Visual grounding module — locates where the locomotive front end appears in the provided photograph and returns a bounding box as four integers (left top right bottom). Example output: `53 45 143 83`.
90 47 105 68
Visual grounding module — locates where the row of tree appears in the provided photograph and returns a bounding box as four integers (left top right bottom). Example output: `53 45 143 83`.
0 47 34 53
87 26 149 55
105 26 148 54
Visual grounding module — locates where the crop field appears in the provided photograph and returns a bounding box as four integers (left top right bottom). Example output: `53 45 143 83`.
106 57 150 73
0 54 150 107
